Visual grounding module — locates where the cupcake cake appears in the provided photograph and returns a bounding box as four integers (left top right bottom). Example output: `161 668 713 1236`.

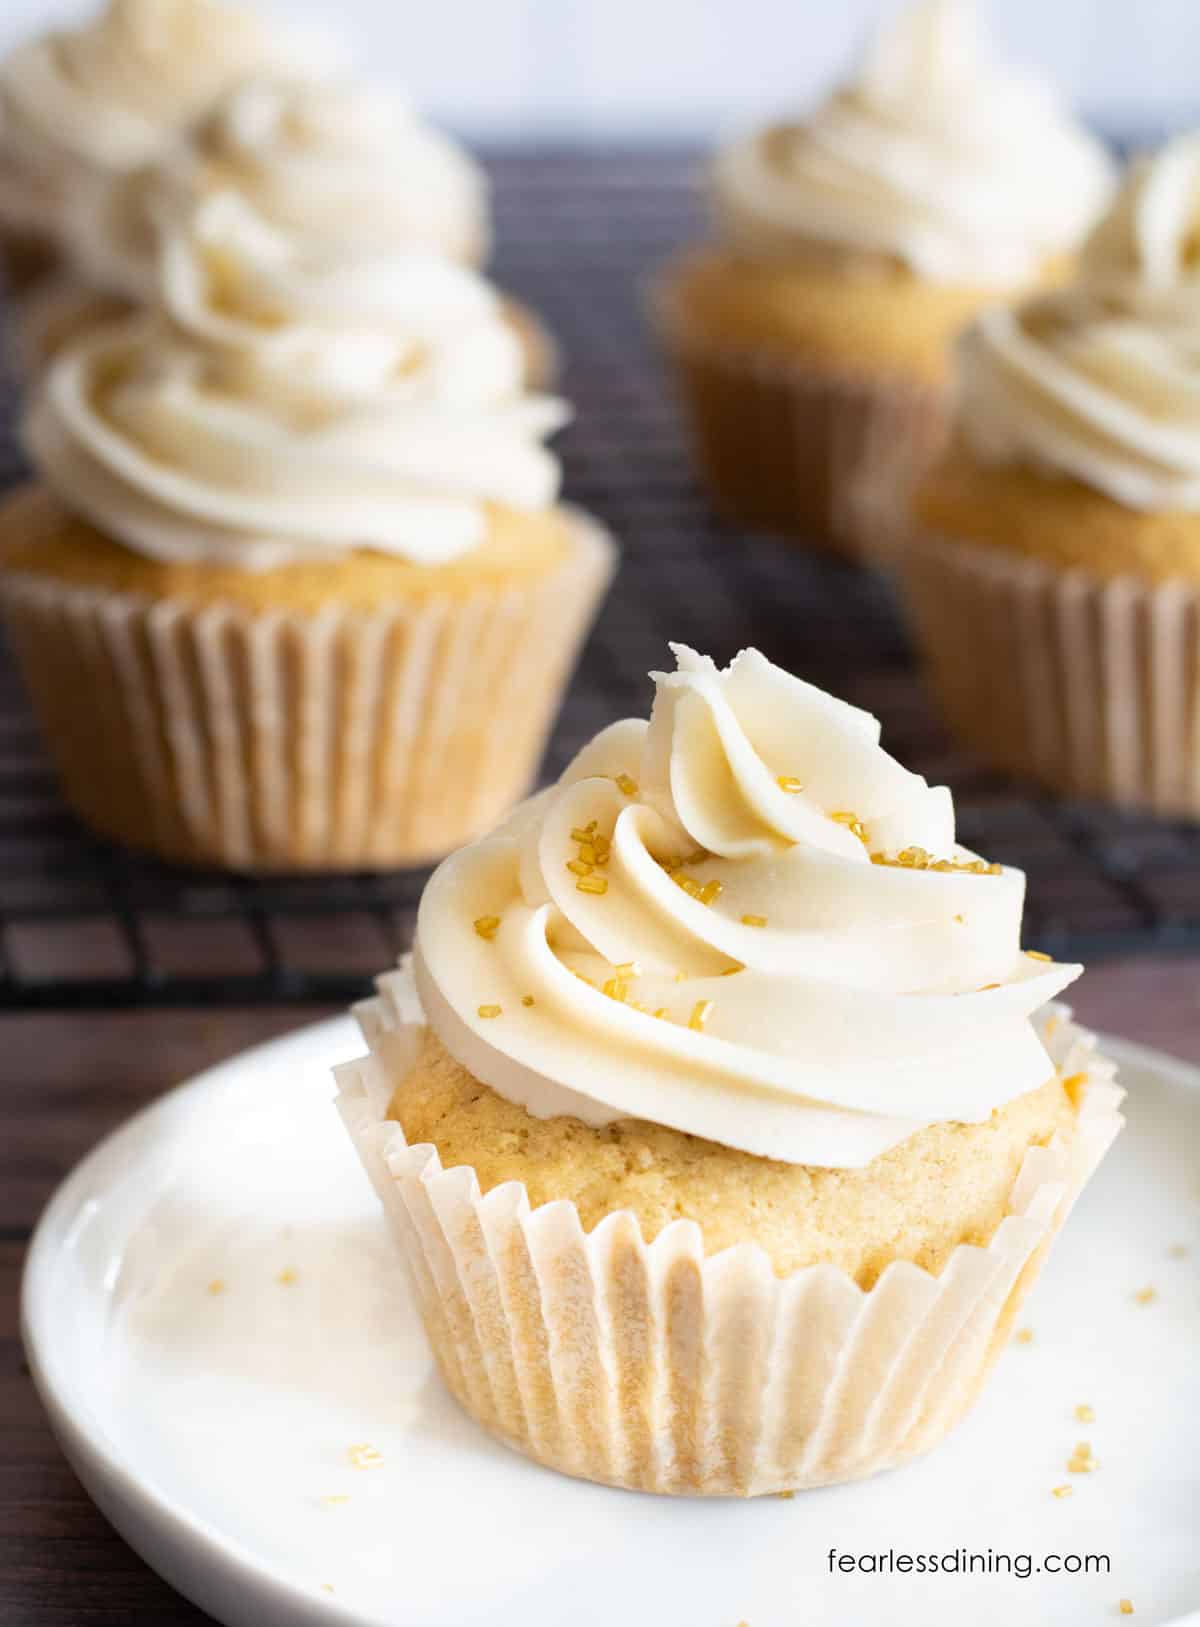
18 78 553 388
337 645 1123 1495
0 0 336 297
0 193 614 870
651 0 1113 555
902 132 1200 815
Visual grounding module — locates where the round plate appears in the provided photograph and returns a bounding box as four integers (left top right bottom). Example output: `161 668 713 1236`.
21 1017 1200 1627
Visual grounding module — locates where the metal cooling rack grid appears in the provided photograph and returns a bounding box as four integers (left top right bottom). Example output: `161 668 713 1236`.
0 149 1197 1009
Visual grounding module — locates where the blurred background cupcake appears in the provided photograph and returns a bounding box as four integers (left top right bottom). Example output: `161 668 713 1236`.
651 0 1114 556
0 0 340 299
900 133 1200 816
0 191 614 870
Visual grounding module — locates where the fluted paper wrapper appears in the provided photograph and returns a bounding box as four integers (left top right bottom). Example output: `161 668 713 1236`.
901 526 1200 816
648 276 948 561
0 509 615 871
336 992 1123 1496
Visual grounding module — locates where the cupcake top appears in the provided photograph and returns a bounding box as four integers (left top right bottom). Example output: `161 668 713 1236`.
955 133 1200 509
0 0 337 230
71 78 490 300
712 0 1113 288
25 193 567 569
411 645 1080 1168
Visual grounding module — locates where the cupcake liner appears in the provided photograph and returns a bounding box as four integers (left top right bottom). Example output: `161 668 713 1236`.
0 508 616 871
647 277 948 561
336 981 1123 1496
900 526 1200 816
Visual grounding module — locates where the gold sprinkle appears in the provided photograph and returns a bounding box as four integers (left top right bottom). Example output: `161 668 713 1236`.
321 1494 350 1507
1026 950 1052 962
653 1007 670 1019
473 915 500 940
615 773 638 797
1134 1286 1157 1305
1119 1602 1135 1616
322 1583 336 1593
832 810 870 847
570 825 596 844
521 995 535 1007
567 858 594 877
954 913 965 924
577 842 598 865
1015 1327 1034 1345
698 879 723 906
577 874 608 895
776 776 804 793
688 999 713 1032
1061 1071 1089 1106
1168 1243 1189 1259
979 983 1001 992
775 1489 795 1500
477 1004 502 1019
741 913 767 927
1051 1484 1073 1500
1068 1442 1098 1474
674 970 687 981
871 849 1003 875
207 1278 225 1296
601 978 629 1003
614 961 641 978
721 963 745 976
673 873 704 900
347 1443 384 1471
277 1268 297 1286
1075 1404 1096 1424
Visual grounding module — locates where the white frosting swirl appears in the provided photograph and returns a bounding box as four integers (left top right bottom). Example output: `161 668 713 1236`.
25 193 567 568
957 134 1200 510
712 0 1113 287
68 78 491 301
0 0 339 226
412 645 1080 1168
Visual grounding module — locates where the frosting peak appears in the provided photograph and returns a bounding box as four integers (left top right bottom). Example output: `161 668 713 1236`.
956 133 1200 511
412 646 1080 1167
712 0 1113 286
25 194 567 568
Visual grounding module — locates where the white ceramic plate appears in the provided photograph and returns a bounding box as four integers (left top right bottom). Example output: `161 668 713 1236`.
21 1017 1200 1627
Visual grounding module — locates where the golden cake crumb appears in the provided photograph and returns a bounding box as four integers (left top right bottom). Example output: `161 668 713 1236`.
1051 1484 1073 1499
1134 1286 1158 1306
1074 1404 1096 1424
1015 1327 1034 1344
347 1444 383 1471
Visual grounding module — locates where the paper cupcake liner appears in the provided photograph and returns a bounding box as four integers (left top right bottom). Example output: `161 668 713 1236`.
0 509 615 871
336 985 1123 1497
648 277 948 561
900 526 1200 816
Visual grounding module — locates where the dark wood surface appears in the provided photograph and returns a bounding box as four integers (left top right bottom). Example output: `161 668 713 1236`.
1 963 1197 1625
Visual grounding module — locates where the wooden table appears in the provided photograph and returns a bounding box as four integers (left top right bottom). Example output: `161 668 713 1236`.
2 959 1197 1625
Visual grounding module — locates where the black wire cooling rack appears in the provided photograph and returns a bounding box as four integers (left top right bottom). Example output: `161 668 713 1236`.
1 149 1199 1009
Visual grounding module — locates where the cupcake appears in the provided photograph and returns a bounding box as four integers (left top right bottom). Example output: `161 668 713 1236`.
336 644 1123 1495
901 133 1200 815
0 0 338 297
19 79 554 388
0 193 614 870
650 0 1113 555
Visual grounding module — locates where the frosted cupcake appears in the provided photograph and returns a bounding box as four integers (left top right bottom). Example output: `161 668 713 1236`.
337 645 1123 1495
0 193 614 870
0 0 337 296
18 79 556 387
903 133 1200 815
651 0 1113 555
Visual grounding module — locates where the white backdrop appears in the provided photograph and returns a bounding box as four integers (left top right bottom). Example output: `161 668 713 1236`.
0 0 1196 142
